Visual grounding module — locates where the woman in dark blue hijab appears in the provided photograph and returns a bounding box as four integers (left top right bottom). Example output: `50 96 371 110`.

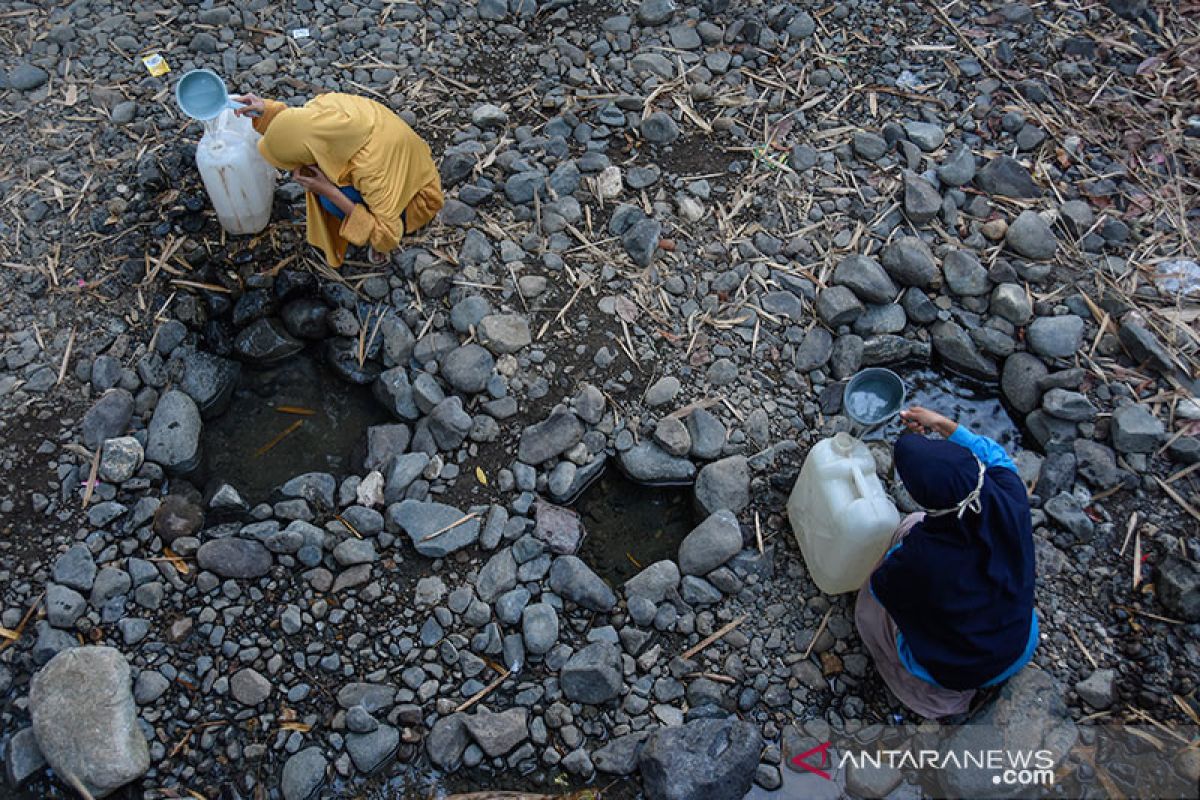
855 406 1038 718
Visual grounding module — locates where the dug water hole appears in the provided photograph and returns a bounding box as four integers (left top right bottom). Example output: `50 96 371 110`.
201 353 390 503
575 469 698 585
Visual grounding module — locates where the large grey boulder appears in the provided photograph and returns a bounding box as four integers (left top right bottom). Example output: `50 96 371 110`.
937 667 1076 798
30 647 149 798
281 747 327 800
639 717 763 800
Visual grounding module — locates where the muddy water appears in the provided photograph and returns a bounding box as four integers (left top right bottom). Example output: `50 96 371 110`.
200 352 390 503
576 468 698 585
862 368 1021 450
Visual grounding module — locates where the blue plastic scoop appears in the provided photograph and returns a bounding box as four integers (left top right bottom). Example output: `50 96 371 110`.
843 368 906 428
175 69 245 121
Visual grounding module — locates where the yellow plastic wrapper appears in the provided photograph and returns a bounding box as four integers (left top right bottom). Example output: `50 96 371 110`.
142 53 169 77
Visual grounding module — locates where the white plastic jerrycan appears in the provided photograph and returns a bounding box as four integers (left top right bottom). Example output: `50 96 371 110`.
195 109 275 235
787 432 901 594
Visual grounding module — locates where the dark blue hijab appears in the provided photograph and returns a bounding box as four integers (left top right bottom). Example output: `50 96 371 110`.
870 434 1035 690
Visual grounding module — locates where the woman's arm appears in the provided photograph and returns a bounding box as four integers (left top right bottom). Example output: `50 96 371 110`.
232 94 287 134
901 405 1016 472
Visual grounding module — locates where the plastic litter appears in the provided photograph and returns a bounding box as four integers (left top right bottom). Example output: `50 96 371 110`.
142 53 169 77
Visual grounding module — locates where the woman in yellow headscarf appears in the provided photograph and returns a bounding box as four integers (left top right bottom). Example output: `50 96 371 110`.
234 92 443 268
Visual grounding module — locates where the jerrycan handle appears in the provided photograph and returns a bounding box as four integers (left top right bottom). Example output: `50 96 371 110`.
849 463 872 500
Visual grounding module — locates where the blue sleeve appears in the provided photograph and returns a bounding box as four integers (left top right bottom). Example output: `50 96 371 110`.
949 425 1016 473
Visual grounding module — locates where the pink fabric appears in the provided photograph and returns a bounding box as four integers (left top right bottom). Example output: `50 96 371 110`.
854 512 976 719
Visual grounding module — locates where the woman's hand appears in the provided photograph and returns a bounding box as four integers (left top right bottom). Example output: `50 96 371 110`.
292 165 337 198
231 93 265 117
899 406 958 437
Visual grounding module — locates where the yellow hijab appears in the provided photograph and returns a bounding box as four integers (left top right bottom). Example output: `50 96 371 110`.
257 98 370 182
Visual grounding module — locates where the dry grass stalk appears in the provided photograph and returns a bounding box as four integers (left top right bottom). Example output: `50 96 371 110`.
420 512 480 543
681 614 748 661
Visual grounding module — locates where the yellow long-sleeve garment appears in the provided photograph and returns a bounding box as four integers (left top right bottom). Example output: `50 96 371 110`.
253 94 444 268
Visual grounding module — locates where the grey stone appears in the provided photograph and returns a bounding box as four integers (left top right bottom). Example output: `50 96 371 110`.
476 548 519 602
178 350 240 418
234 318 303 364
478 314 532 354
976 156 1042 198
230 668 272 706
937 144 976 186
623 218 663 267
523 603 559 655
637 0 677 25
1044 492 1094 540
281 747 327 800
1111 404 1164 453
678 510 742 576
427 714 470 769
694 456 750 517
816 286 864 327
389 499 481 557
8 63 49 91
593 732 650 775
1026 315 1085 358
1075 669 1116 710
5 727 45 787
30 647 149 798
1074 440 1131 490
680 575 723 605
639 718 762 800
471 103 508 128
654 416 691 457
561 642 623 704
53 544 97 593
931 321 999 380
645 376 681 407
99 436 144 483
549 555 616 611
1119 321 1176 375
903 171 942 223
833 255 897 304
364 424 410 472
938 668 1075 799
881 237 939 288
624 560 680 603
852 131 887 161
442 344 495 393
1006 210 1057 259
641 111 680 144
82 389 134 449
336 683 396 713
145 390 201 473
464 708 529 757
990 283 1033 325
943 250 990 296
133 671 170 705
1042 388 1096 421
519 409 584 464
687 408 726 460
619 441 696 483
1158 556 1200 622
793 327 834 373
196 538 272 579
46 584 86 628
904 121 945 151
346 726 399 773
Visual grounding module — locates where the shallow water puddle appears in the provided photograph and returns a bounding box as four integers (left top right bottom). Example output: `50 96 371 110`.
862 368 1021 450
575 468 698 585
200 353 389 503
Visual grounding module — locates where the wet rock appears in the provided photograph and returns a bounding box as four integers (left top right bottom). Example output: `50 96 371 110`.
549 556 616 611
534 500 585 555
281 747 327 800
593 732 650 775
5 726 45 787
1075 669 1116 710
624 560 681 603
881 237 939 288
442 344 495 394
145 390 202 473
427 714 469 770
694 456 750 516
931 321 999 380
1026 315 1085 359
364 424 411 471
1157 556 1200 622
389 499 481 557
196 538 272 579
1110 404 1164 453
30 647 149 799
82 388 134 448
833 255 897 304
678 510 742 575
938 668 1075 798
619 441 696 483
1006 210 1057 259
464 708 529 756
976 156 1041 198
478 314 532 354
374 367 420 421
519 409 585 464
178 349 240 417
561 642 623 704
347 726 399 773
234 318 303 363
325 337 382 385
639 717 762 800
281 298 329 340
